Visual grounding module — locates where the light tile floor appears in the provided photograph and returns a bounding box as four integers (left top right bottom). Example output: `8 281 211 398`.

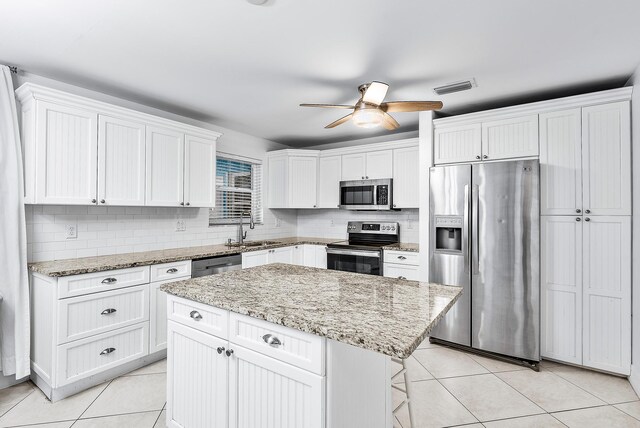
0 341 638 427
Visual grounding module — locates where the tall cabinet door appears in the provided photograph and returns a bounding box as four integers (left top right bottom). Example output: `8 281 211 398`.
392 146 419 208
365 150 392 179
184 134 217 208
228 344 324 428
145 126 184 207
582 102 631 216
97 116 146 206
289 156 317 208
582 216 631 375
35 101 98 204
167 321 228 428
541 216 583 364
539 109 582 215
317 155 341 208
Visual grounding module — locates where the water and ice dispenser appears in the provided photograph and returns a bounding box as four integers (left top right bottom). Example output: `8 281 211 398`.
434 216 463 253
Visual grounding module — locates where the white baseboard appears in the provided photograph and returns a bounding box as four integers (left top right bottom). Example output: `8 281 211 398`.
629 365 640 395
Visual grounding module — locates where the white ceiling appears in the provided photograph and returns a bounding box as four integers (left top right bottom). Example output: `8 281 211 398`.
2 0 640 147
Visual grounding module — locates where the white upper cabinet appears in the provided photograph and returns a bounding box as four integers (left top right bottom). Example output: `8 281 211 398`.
341 153 366 180
35 101 98 204
317 155 341 209
582 102 631 216
365 150 393 179
392 146 419 208
184 134 217 208
145 126 184 207
539 109 582 216
481 115 539 160
434 123 481 164
267 151 319 209
98 115 146 206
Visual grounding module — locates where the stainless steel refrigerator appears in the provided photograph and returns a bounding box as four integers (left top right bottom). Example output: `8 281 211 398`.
429 160 540 362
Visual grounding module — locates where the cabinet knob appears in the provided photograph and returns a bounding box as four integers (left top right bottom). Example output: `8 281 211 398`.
100 199 105 204
361 176 365 179
190 310 202 321
262 333 282 347
100 308 117 315
483 155 488 159
398 276 407 280
366 176 369 179
475 155 481 160
99 347 116 356
91 198 97 203
393 204 397 208
313 205 316 208
186 202 190 206
576 209 581 213
585 217 591 222
585 209 590 214
180 202 184 206
226 349 234 357
217 347 225 355
576 217 581 222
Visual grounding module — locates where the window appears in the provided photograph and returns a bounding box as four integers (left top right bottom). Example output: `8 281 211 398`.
209 155 263 225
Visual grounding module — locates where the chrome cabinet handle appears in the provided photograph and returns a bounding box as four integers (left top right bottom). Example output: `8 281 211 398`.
226 349 234 357
585 217 590 222
186 202 190 206
263 334 282 347
166 268 178 274
100 347 116 355
483 155 488 159
180 202 184 206
585 209 590 214
398 276 407 280
101 277 117 284
217 347 225 354
91 198 97 203
475 155 481 160
576 209 581 213
397 255 407 260
100 199 105 204
190 310 202 321
101 308 117 315
576 217 581 222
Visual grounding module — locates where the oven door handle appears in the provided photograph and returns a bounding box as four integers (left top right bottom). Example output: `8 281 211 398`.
326 248 381 258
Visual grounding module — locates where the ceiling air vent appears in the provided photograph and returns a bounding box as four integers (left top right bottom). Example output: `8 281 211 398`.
433 79 476 96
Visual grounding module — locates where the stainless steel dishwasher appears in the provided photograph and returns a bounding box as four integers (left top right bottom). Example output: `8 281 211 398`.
191 254 242 277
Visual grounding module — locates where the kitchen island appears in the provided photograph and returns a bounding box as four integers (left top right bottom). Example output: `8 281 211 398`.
160 263 461 428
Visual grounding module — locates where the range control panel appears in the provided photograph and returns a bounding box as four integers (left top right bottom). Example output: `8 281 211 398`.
347 221 399 234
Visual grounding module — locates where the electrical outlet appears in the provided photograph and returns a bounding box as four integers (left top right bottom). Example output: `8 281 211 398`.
407 221 413 230
176 220 186 232
65 224 77 239
330 219 335 227
275 217 281 227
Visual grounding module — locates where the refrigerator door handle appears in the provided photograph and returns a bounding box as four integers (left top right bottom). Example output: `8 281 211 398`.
472 184 479 274
463 184 470 273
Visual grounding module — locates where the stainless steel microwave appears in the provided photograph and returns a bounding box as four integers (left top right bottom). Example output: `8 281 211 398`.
338 178 394 210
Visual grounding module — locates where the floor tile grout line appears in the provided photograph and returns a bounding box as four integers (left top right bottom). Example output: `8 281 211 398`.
0 383 36 420
545 367 638 405
433 376 481 425
76 379 114 421
76 408 166 421
613 403 640 422
153 408 163 427
3 418 77 428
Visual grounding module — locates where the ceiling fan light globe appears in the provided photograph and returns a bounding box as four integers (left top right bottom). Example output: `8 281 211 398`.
352 108 384 128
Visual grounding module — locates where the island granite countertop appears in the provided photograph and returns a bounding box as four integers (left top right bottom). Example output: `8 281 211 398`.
161 263 461 359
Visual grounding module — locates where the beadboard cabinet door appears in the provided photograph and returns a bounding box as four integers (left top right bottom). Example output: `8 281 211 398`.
184 134 217 208
581 102 631 216
289 156 318 208
541 216 583 364
481 115 539 160
35 101 98 204
241 250 269 269
228 344 324 428
341 153 366 180
317 155 341 208
433 123 481 164
97 115 146 206
582 216 631 375
167 321 228 428
392 146 419 208
365 150 393 179
145 126 184 207
539 109 582 216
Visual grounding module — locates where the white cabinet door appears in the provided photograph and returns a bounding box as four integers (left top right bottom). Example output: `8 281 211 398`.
145 126 184 207
150 276 190 354
318 155 341 209
433 123 481 164
242 250 269 269
582 216 631 375
97 115 145 206
228 344 324 428
539 109 582 216
341 153 366 180
184 134 217 208
291 245 304 266
268 246 294 265
540 216 583 364
167 321 228 428
481 115 539 160
582 102 631 216
289 156 318 208
383 263 420 281
365 150 392 179
314 245 327 269
392 146 419 208
267 155 287 208
35 101 98 204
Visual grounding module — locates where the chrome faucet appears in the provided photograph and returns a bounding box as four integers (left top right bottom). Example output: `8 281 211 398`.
237 211 255 245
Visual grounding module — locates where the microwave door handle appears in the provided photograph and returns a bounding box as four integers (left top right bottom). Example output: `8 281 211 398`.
463 184 470 273
373 184 378 206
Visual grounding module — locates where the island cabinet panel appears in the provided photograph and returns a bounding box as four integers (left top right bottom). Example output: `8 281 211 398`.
228 344 324 428
167 321 228 428
167 296 229 339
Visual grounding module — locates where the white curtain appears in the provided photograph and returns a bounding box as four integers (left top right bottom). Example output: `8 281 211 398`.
0 65 30 378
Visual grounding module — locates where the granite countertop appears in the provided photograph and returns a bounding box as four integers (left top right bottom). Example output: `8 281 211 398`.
161 263 461 359
382 243 419 252
28 237 341 277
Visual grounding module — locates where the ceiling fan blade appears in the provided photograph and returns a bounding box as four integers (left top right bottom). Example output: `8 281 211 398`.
300 103 355 109
381 112 400 130
325 113 354 129
381 101 443 112
362 81 389 105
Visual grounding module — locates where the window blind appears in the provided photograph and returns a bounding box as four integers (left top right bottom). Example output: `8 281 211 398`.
209 155 263 225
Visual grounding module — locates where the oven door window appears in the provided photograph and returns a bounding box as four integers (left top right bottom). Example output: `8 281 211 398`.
341 185 375 206
326 252 381 276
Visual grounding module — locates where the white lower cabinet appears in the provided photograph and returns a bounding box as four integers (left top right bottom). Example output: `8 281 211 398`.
242 245 327 269
241 250 270 268
383 264 419 281
383 250 420 281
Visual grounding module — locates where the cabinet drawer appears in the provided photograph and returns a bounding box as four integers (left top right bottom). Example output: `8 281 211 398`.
150 260 191 283
229 312 325 375
56 322 148 387
58 266 150 299
57 284 150 344
383 250 420 266
383 263 420 281
167 295 228 339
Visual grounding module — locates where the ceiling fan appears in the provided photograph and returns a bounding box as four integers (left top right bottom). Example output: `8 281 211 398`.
300 81 443 130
